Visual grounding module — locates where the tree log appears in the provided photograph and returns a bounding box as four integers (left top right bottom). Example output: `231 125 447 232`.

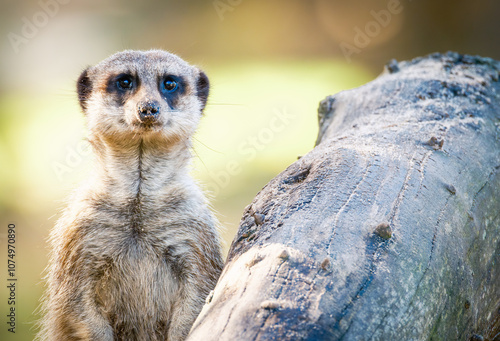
187 52 500 341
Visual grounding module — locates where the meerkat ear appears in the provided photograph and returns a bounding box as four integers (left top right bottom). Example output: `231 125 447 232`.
196 70 210 112
77 67 92 112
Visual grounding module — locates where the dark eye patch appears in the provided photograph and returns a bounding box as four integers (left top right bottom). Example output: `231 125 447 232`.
106 73 138 106
159 75 185 109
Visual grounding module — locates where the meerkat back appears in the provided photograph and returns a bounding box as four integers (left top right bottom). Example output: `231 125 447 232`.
38 50 223 341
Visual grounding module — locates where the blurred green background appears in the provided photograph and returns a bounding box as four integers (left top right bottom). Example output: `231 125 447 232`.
0 0 499 339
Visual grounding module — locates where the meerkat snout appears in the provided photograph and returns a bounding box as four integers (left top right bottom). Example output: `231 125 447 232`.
137 99 161 124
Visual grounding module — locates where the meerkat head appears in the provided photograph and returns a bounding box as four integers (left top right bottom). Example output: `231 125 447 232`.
77 50 209 147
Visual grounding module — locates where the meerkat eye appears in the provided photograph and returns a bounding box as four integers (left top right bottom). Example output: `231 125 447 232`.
117 75 134 90
163 77 178 92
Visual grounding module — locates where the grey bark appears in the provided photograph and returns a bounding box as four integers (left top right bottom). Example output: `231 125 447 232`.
187 52 500 341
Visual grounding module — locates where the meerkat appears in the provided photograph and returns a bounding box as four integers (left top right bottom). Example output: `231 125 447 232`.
38 50 224 341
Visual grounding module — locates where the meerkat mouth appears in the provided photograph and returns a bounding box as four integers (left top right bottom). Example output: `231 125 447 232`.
138 114 158 125
137 117 160 128
132 120 162 132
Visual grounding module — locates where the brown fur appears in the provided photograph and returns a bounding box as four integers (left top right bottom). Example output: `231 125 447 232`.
38 50 224 341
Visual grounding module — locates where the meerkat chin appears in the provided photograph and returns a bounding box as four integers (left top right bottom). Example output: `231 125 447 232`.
39 50 223 341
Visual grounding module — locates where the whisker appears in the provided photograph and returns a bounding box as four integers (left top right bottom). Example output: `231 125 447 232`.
193 136 223 154
191 146 209 173
206 102 245 107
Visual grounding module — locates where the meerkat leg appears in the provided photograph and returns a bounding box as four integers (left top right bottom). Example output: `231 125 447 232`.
46 289 113 341
48 312 113 341
167 282 206 341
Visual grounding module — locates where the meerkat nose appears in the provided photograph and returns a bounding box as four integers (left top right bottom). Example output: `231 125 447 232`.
137 100 160 124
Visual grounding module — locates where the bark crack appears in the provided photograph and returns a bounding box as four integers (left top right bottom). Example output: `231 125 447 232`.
398 193 452 331
326 159 374 255
253 261 287 340
389 152 417 224
470 165 500 211
219 261 252 336
337 238 388 340
415 150 433 198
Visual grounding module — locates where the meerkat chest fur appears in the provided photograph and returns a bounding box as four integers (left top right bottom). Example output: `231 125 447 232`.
42 50 223 341
84 145 212 321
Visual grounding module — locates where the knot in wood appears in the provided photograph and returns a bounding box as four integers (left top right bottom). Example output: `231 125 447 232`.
374 223 392 240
